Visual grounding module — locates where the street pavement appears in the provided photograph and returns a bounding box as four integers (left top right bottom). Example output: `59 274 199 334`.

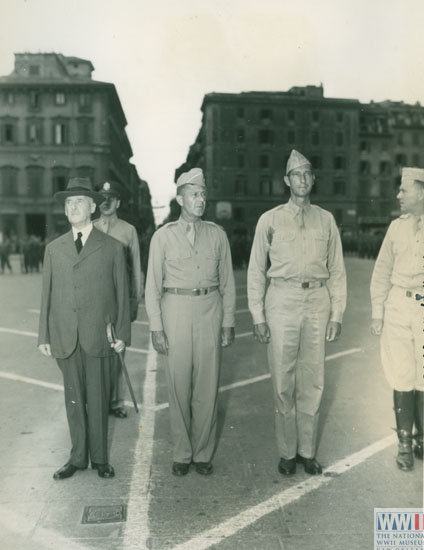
0 256 422 550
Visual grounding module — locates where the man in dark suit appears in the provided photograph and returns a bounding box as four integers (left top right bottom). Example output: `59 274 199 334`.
38 177 131 480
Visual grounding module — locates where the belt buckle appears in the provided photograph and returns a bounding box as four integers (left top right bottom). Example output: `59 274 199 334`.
192 289 200 296
301 282 309 289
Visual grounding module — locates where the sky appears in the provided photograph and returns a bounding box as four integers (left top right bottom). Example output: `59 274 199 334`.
1 0 423 222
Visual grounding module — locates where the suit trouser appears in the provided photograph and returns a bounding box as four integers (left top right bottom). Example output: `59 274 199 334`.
57 342 111 468
265 281 330 460
161 290 223 463
109 351 125 409
380 286 424 391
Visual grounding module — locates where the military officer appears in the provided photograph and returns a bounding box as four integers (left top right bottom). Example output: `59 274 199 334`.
247 150 347 476
38 177 131 480
94 180 143 418
145 167 236 476
370 167 424 471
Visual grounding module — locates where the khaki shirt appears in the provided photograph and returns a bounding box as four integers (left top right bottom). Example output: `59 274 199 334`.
370 214 424 319
94 214 142 302
248 199 347 325
145 217 236 331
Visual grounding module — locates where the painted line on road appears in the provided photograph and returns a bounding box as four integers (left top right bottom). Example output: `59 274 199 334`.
153 348 362 412
122 340 157 550
0 326 150 354
0 370 64 392
133 320 149 326
170 433 397 550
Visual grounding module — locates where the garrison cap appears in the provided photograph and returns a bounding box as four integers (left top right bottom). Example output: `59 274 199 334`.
54 177 104 206
176 168 206 189
99 181 122 198
286 150 311 175
401 167 424 185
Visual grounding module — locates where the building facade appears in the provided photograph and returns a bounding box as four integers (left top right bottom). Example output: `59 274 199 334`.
0 52 153 242
176 86 424 237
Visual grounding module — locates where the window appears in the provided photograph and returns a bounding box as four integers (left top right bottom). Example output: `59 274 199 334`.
311 131 320 146
334 156 345 170
77 118 92 144
312 111 320 122
359 161 370 175
259 154 269 169
379 161 391 176
236 128 245 143
26 166 44 197
412 154 420 166
55 92 66 105
397 133 404 146
360 141 369 152
258 130 274 145
336 132 344 146
52 166 69 193
260 178 272 196
260 108 272 121
287 130 295 144
236 107 244 118
333 180 346 195
4 123 16 144
233 207 244 222
237 153 245 169
311 155 322 170
396 153 407 166
77 166 95 182
27 119 43 144
234 176 247 195
29 65 40 76
29 91 40 110
413 133 420 146
288 110 295 122
79 92 92 112
53 121 68 145
336 112 344 123
5 92 14 105
1 166 18 196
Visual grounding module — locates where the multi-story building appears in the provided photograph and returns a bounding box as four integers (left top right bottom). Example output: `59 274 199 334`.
176 86 424 237
0 52 153 242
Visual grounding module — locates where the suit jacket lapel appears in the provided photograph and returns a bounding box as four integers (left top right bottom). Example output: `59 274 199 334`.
61 230 79 262
75 227 102 264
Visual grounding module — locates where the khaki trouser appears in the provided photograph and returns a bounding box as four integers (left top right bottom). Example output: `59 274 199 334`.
162 291 223 463
57 342 111 467
381 286 424 391
265 281 330 459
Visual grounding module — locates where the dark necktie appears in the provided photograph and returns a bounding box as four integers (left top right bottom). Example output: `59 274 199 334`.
75 232 83 254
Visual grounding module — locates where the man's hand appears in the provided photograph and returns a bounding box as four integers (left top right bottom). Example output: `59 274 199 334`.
370 318 384 336
111 339 125 353
38 343 52 357
326 321 341 342
221 327 235 347
253 322 271 344
152 330 168 355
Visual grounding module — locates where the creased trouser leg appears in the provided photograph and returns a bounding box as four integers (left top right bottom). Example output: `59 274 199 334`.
109 352 125 409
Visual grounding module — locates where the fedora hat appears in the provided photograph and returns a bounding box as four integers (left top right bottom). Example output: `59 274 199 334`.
54 177 105 206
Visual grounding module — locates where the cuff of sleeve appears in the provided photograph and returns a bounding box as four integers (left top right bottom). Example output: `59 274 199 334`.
222 313 235 328
149 316 164 332
372 304 384 320
329 311 344 324
251 310 266 325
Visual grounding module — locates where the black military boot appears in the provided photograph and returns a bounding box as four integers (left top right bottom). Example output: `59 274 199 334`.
393 390 414 471
413 390 423 460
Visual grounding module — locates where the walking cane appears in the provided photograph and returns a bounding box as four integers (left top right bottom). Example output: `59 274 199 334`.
106 323 139 413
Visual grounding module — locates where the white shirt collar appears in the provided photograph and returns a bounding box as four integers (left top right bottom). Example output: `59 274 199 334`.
72 222 93 246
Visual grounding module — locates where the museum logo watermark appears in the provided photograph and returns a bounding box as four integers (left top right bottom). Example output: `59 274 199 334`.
375 509 424 548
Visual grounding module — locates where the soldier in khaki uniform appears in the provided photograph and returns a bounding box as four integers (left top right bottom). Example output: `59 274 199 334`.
370 167 424 471
248 150 346 476
145 168 236 476
94 181 143 418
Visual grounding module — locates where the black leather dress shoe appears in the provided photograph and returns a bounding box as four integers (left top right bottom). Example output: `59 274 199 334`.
278 457 296 475
91 463 115 478
194 462 213 475
172 462 190 476
53 462 85 480
296 455 322 475
110 407 127 418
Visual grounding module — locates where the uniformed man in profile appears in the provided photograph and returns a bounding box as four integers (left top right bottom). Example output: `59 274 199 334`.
370 166 424 471
94 181 143 418
145 167 236 476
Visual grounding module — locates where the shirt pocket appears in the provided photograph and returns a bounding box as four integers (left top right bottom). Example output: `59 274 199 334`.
204 252 220 280
312 230 328 259
271 230 296 257
165 251 192 278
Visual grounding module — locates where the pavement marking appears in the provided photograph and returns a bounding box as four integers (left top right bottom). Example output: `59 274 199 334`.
122 340 157 550
236 308 250 314
235 331 252 339
153 348 362 411
170 433 397 550
133 320 149 326
0 370 64 391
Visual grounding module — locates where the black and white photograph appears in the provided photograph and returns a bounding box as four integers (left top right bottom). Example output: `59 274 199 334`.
0 1 423 549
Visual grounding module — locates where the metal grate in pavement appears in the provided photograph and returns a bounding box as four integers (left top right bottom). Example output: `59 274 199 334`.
81 504 127 524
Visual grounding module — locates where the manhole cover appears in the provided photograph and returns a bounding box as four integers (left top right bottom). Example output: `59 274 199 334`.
82 504 127 524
